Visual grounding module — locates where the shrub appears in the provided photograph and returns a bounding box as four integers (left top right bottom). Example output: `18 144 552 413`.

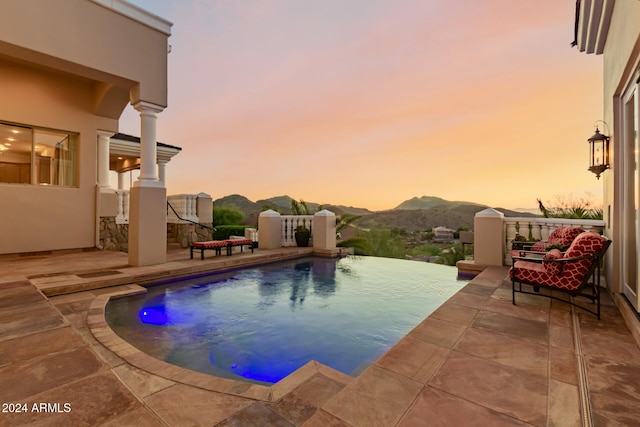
438 244 465 266
213 225 252 240
355 224 406 259
408 244 442 257
213 204 245 226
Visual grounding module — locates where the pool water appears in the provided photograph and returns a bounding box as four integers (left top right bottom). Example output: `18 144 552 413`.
106 256 466 385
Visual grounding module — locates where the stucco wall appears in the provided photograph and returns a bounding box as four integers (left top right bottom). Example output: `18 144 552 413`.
0 60 117 254
0 0 170 109
0 0 171 256
601 0 640 291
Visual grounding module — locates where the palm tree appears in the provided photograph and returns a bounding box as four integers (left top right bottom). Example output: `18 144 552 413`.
290 199 311 215
291 199 368 253
335 213 370 254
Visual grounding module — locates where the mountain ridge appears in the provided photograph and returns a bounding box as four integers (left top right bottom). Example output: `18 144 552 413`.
213 194 537 231
394 195 486 210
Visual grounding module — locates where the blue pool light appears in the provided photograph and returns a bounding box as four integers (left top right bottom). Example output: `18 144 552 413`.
139 306 168 325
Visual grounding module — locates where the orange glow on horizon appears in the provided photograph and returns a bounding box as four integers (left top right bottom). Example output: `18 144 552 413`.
123 0 604 211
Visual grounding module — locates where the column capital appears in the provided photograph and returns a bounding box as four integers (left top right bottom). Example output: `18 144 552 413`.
132 101 164 114
97 130 115 139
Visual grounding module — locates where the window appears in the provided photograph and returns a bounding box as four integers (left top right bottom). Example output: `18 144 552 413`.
0 122 78 187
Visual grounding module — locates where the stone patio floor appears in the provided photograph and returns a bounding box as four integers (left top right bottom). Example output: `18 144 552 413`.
1 248 640 426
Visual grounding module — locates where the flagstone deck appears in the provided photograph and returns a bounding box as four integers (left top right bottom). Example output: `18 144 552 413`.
1 248 639 426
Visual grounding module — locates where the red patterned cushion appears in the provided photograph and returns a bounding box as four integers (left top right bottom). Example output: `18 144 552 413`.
564 232 605 258
510 232 605 292
542 249 563 275
228 238 253 246
528 227 584 252
548 227 584 247
192 240 228 249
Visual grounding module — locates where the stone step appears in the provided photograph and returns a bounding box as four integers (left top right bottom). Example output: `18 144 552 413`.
167 242 183 250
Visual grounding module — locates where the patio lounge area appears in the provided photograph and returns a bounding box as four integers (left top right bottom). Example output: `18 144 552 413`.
1 248 639 426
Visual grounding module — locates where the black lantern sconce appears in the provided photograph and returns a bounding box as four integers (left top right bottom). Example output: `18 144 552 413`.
588 121 610 179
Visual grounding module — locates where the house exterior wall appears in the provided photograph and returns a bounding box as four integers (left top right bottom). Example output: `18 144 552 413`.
0 0 170 110
0 60 115 254
601 0 640 292
0 0 171 256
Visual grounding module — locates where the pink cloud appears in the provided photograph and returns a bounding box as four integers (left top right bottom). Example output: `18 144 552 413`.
122 0 603 210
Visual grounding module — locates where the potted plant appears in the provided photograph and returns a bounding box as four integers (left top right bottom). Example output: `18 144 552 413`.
295 224 311 247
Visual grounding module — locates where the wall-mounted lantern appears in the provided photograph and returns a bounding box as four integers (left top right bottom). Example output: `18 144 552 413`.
588 123 610 179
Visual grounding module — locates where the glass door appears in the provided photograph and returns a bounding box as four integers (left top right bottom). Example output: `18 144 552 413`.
622 80 640 311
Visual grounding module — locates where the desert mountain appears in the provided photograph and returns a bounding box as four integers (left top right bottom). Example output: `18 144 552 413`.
213 194 376 226
213 194 537 231
394 195 486 211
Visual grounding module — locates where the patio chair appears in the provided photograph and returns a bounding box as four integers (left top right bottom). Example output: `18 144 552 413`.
511 226 584 259
509 232 611 319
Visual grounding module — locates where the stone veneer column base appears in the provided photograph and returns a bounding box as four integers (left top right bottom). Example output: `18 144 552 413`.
99 217 128 252
167 223 214 247
128 185 166 266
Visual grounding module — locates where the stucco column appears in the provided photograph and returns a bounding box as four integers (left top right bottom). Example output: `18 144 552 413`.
117 172 125 190
129 100 166 266
258 210 282 249
133 101 163 187
97 130 112 189
196 193 213 224
473 208 505 266
313 210 339 257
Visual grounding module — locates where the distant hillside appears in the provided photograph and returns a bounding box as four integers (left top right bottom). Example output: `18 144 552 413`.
358 206 537 233
214 194 259 212
255 195 295 211
213 194 537 230
394 195 486 210
213 194 375 226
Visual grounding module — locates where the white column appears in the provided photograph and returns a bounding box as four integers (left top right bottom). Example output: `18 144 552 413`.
117 172 125 190
133 101 164 187
158 160 167 185
97 131 112 189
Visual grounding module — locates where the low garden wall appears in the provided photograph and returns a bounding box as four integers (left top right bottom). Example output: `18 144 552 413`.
99 218 214 252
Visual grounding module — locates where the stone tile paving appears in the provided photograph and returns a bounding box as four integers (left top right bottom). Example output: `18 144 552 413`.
1 250 640 426
0 281 159 426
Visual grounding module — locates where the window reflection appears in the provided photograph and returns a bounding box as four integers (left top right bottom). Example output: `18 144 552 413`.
0 122 77 186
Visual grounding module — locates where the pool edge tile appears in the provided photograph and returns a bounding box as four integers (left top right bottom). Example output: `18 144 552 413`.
271 361 319 401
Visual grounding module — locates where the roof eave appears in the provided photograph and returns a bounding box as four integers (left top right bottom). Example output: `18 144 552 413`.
576 0 615 55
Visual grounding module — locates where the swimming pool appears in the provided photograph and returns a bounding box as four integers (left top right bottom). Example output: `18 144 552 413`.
106 256 465 385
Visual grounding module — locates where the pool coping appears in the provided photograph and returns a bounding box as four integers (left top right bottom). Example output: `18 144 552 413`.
88 286 356 403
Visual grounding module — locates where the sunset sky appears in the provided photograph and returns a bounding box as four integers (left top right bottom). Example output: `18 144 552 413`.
121 0 604 211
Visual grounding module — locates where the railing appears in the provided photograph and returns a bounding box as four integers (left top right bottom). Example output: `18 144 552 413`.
167 194 198 223
281 215 313 247
115 189 129 224
503 217 606 264
113 192 205 225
